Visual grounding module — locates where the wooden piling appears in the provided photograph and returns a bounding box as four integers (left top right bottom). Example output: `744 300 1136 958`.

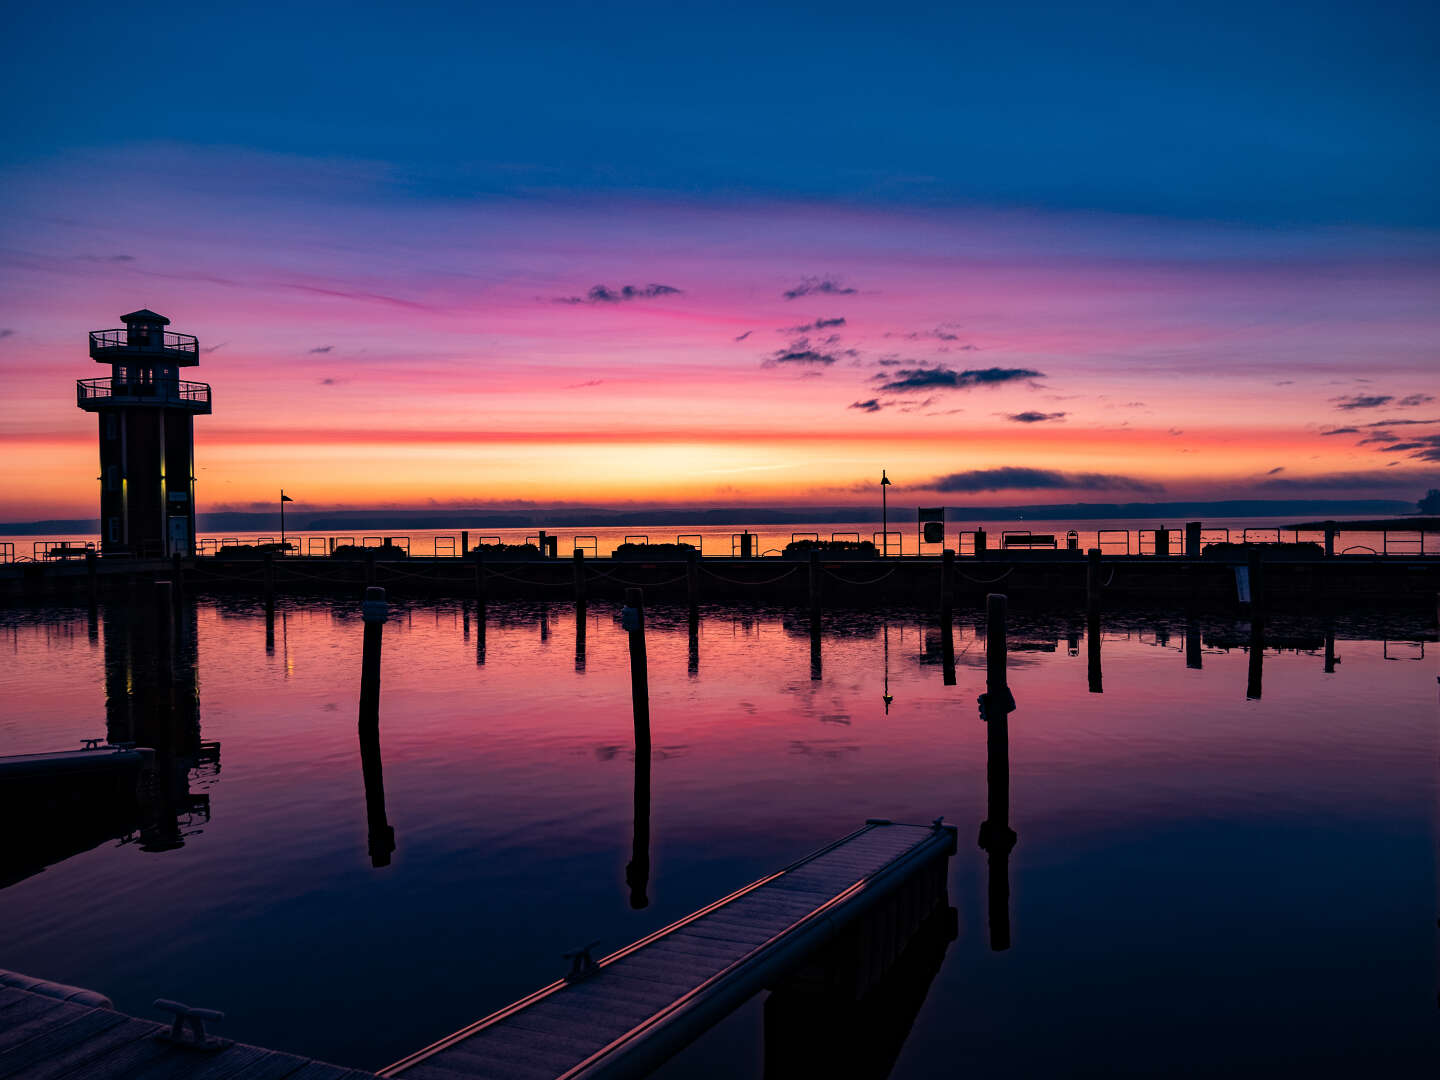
979 592 1015 952
1324 520 1336 558
365 550 377 587
461 529 469 556
573 549 587 609
1086 547 1101 618
263 552 276 613
1247 545 1264 616
974 527 987 559
1185 521 1202 558
686 549 700 620
808 551 822 624
1155 527 1170 557
624 588 651 760
85 550 98 608
940 549 955 623
358 586 395 866
473 549 486 607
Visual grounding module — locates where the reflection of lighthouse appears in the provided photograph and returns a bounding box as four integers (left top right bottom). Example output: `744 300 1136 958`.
103 588 217 850
78 310 212 557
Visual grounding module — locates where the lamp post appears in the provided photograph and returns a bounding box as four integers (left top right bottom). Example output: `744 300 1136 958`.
881 470 892 556
280 489 293 551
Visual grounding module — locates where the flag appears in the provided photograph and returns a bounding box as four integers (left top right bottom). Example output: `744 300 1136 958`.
281 493 294 502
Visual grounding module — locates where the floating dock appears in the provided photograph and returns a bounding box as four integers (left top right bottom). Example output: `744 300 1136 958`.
0 970 377 1079
382 819 956 1080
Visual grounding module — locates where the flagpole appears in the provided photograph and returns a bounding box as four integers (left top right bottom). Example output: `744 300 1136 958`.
280 489 286 550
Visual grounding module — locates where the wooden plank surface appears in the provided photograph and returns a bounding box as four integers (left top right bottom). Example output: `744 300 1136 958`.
0 985 379 1080
390 821 952 1080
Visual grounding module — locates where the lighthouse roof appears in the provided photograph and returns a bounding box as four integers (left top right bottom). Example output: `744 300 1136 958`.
120 309 170 325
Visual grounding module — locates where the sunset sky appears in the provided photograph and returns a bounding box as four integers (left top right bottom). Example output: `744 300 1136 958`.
1 1 1436 520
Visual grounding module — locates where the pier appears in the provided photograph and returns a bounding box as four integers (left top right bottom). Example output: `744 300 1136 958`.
383 820 956 1080
0 971 377 1079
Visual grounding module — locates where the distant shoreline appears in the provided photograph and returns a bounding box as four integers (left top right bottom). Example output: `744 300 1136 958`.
0 498 1416 535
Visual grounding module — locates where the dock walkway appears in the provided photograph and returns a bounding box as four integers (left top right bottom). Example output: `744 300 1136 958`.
382 819 956 1080
0 971 377 1080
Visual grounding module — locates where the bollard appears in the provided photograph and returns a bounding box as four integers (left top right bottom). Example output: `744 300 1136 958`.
1323 521 1336 558
357 586 394 866
974 527 987 560
623 588 651 760
978 592 1016 952
1155 527 1170 557
1185 521 1202 558
461 530 469 556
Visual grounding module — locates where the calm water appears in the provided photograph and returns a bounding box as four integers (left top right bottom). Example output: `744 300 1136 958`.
1 596 1436 1076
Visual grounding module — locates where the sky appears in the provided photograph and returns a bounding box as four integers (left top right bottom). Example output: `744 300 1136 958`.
1 0 1437 520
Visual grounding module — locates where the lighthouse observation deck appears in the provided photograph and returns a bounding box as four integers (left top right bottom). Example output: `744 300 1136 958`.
88 327 200 364
77 376 212 412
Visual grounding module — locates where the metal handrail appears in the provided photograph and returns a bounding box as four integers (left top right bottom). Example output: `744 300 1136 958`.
89 328 199 355
77 377 210 406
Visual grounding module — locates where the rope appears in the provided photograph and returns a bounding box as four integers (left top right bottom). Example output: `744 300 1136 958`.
587 570 691 587
957 566 1015 585
1103 567 1116 587
481 568 574 587
700 565 802 586
820 566 900 586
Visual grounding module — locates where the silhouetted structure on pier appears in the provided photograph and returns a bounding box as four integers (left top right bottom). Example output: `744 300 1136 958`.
78 310 211 557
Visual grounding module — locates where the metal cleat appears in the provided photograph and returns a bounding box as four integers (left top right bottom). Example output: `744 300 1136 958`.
563 941 602 982
154 998 232 1050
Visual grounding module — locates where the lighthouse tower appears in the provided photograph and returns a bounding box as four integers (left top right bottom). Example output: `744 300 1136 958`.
77 310 212 556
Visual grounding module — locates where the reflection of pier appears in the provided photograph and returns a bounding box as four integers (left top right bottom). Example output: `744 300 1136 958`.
382 821 957 1080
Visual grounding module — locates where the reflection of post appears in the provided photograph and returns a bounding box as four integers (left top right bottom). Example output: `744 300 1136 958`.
1087 612 1102 694
540 603 550 643
626 715 651 909
881 622 893 714
686 548 700 624
265 605 275 655
1246 613 1265 700
687 613 699 678
1186 613 1203 670
475 601 486 666
940 620 956 687
978 593 1017 952
623 588 651 907
575 606 587 673
357 587 395 867
1323 616 1337 674
809 618 822 682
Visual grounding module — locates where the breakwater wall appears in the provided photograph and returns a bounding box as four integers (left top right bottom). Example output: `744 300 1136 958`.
4 550 1438 612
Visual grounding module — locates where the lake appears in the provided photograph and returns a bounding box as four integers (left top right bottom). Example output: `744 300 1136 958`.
0 594 1435 1077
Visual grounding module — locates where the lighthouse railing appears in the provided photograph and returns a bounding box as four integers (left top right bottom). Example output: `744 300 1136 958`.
77 377 211 408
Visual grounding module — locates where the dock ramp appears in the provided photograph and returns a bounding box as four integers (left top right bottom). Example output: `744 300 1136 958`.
383 819 957 1080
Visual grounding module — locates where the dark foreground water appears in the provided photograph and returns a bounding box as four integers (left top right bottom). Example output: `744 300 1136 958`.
1 597 1435 1077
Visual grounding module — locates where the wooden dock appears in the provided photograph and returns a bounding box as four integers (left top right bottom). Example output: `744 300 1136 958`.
0 971 377 1079
382 819 957 1080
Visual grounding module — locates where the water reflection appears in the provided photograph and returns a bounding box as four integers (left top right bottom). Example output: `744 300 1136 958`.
1 599 1436 1076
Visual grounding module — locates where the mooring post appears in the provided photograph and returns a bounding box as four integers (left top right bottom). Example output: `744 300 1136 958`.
573 549 587 610
538 530 549 558
357 586 394 866
979 592 1016 952
1323 520 1336 558
740 532 754 559
940 548 955 622
1086 547 1101 619
365 550 377 587
808 551 821 623
474 549 486 607
461 530 469 557
1247 545 1264 616
686 548 700 621
623 588 651 759
86 550 98 608
1185 521 1202 558
974 527 987 560
263 552 276 612
1155 527 1170 557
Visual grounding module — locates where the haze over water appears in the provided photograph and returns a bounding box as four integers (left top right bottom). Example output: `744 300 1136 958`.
1 596 1434 1076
